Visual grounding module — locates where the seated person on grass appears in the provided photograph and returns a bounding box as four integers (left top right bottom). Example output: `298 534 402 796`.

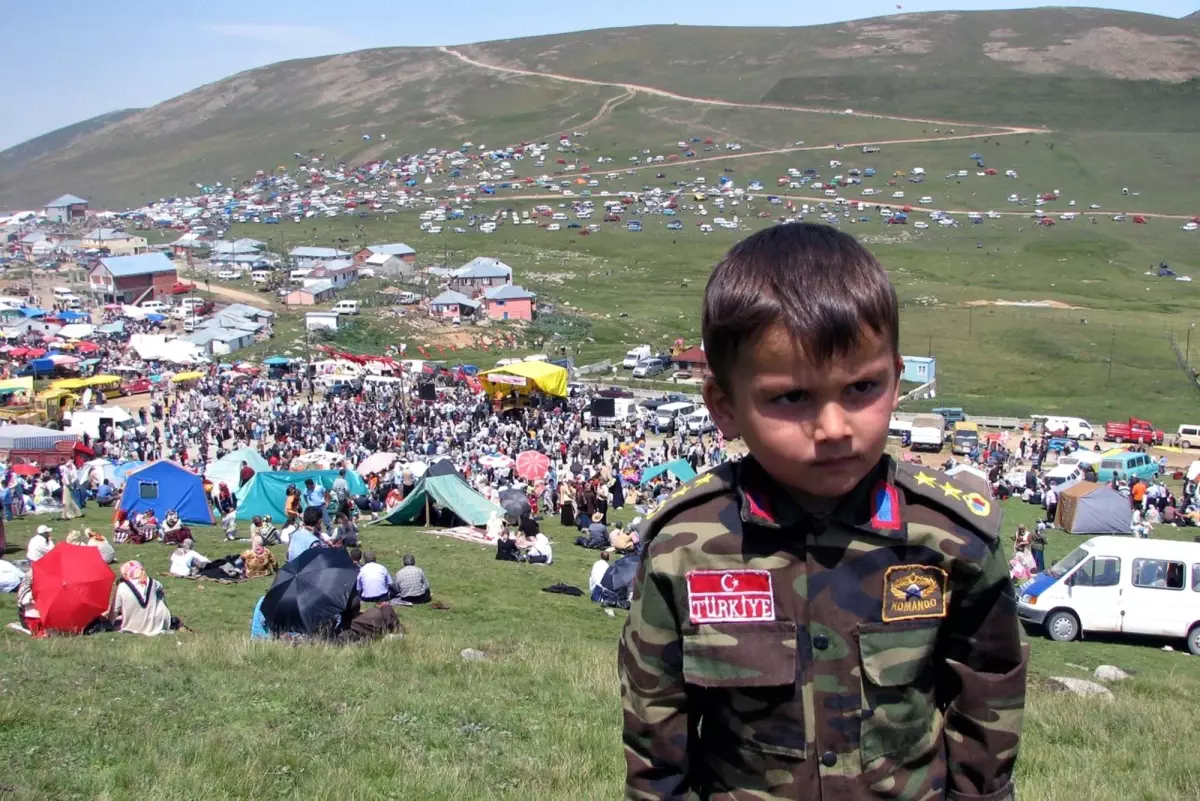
394 554 431 604
95 480 116 507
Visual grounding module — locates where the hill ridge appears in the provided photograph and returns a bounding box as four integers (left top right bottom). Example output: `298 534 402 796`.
1 7 1198 207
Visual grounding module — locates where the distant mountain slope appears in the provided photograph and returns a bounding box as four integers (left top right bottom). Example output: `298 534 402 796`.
0 109 140 175
1 7 1197 208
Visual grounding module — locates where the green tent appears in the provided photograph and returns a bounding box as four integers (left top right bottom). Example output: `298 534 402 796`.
640 459 697 486
374 474 504 527
205 447 271 489
235 469 367 521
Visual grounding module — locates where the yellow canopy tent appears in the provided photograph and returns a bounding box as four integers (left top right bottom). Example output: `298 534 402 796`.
480 361 568 398
55 374 122 390
51 378 89 390
171 371 205 383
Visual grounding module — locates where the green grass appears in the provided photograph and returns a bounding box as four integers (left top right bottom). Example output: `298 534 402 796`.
1 495 1198 799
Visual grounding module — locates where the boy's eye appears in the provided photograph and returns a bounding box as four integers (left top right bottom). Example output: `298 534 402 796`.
848 380 878 395
771 390 810 405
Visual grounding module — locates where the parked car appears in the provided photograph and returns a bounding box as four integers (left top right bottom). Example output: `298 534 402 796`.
632 358 666 378
120 377 153 396
217 270 242 280
598 386 635 398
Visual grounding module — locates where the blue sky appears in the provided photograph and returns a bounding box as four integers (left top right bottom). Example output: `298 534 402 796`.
0 0 1193 150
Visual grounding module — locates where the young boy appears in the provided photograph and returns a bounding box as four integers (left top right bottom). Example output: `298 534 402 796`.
618 223 1027 800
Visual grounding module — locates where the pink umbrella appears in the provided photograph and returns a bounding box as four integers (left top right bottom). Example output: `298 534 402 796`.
516 450 550 481
49 354 80 366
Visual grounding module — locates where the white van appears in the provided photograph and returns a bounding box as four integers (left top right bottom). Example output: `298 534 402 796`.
139 300 167 313
53 287 75 301
622 345 652 369
251 270 272 284
1043 463 1084 492
1045 417 1095 441
909 414 945 451
1177 424 1200 449
1055 450 1104 469
586 397 638 428
685 407 715 434
332 300 360 315
1018 536 1200 654
655 402 696 432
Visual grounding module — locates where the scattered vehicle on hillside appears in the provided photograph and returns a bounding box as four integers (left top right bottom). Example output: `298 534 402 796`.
951 421 979 455
1103 417 1164 445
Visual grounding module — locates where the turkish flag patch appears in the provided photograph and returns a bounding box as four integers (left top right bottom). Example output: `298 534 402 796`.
686 570 775 624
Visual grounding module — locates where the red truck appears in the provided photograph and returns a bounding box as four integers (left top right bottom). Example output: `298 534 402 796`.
1104 417 1164 445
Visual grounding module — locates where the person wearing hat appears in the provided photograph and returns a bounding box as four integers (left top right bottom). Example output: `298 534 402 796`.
168 538 211 578
587 511 608 545
26 525 54 562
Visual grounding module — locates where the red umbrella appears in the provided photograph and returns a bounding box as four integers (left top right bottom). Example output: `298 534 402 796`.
75 341 100 353
31 543 116 634
10 463 40 476
9 347 28 358
26 347 46 358
516 450 551 481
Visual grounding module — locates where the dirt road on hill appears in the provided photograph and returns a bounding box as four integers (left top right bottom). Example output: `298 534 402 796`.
439 47 1050 135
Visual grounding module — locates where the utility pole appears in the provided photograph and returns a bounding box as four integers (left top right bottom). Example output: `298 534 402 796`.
968 307 973 338
1107 328 1116 385
1188 323 1195 364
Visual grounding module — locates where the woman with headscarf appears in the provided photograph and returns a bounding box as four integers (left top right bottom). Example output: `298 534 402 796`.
109 561 174 636
168 538 211 578
86 528 116 564
241 535 278 579
161 509 191 545
558 481 575 528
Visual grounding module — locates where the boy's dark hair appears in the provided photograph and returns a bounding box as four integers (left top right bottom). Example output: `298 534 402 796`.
702 223 898 390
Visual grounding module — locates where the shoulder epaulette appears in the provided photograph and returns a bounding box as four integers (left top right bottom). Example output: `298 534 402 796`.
894 462 1002 541
638 462 737 545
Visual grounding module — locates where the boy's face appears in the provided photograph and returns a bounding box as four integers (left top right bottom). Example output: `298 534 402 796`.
703 324 902 498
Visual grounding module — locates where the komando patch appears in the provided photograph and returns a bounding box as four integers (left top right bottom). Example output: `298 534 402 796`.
882 564 948 623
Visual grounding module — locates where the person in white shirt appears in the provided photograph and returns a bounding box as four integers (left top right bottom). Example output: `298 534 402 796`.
356 552 393 602
589 551 611 601
168 539 211 578
26 525 54 562
526 531 553 565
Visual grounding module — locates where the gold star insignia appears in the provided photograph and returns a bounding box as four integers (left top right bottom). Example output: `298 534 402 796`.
915 472 938 488
692 473 715 488
940 481 963 500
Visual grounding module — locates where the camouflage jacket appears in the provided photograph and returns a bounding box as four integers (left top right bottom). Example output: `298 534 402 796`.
618 456 1027 801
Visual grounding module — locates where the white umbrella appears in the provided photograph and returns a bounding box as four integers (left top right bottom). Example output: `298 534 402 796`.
358 452 398 476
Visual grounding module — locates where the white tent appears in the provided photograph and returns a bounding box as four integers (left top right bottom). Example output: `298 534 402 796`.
75 458 119 488
129 334 207 365
59 323 96 340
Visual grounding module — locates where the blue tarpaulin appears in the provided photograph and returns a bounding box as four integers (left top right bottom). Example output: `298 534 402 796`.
639 459 697 486
263 356 293 366
19 307 45 318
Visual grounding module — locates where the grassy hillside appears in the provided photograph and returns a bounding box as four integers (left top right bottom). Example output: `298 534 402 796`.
0 108 140 180
464 9 1200 101
1 8 1198 208
2 501 1199 799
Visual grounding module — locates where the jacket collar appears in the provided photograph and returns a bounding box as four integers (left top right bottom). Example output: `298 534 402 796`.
735 455 907 541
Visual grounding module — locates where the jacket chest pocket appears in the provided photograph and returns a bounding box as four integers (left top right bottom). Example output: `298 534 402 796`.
858 621 940 770
682 620 807 760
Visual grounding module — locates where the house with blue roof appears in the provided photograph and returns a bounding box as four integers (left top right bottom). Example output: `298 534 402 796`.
81 228 148 256
450 257 513 297
483 284 537 321
289 246 351 268
87 252 178 304
43 193 88 223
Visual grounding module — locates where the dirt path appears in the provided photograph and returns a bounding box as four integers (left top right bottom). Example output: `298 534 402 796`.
439 46 1050 135
203 282 277 306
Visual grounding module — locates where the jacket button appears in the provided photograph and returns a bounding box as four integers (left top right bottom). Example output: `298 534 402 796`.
861 708 874 720
821 751 838 767
812 634 830 651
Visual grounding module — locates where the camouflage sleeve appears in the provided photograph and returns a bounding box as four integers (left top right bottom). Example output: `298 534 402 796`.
937 537 1029 801
618 537 692 800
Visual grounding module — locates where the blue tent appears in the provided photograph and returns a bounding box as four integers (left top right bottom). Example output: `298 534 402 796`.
235 469 366 522
263 356 292 366
27 357 55 374
119 461 215 525
57 310 88 321
19 307 45 318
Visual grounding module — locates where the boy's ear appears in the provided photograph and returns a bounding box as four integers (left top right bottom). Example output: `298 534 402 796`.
702 376 741 440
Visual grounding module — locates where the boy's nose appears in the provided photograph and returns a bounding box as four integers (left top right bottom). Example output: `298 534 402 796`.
813 403 851 442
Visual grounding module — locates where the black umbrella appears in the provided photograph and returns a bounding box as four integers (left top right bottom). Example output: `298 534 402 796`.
570 461 583 476
426 458 461 478
261 547 358 635
498 488 530 518
601 553 641 594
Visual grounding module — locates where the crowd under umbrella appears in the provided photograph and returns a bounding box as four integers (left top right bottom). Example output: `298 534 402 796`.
261 548 359 636
601 553 641 596
498 488 531 519
31 543 116 634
